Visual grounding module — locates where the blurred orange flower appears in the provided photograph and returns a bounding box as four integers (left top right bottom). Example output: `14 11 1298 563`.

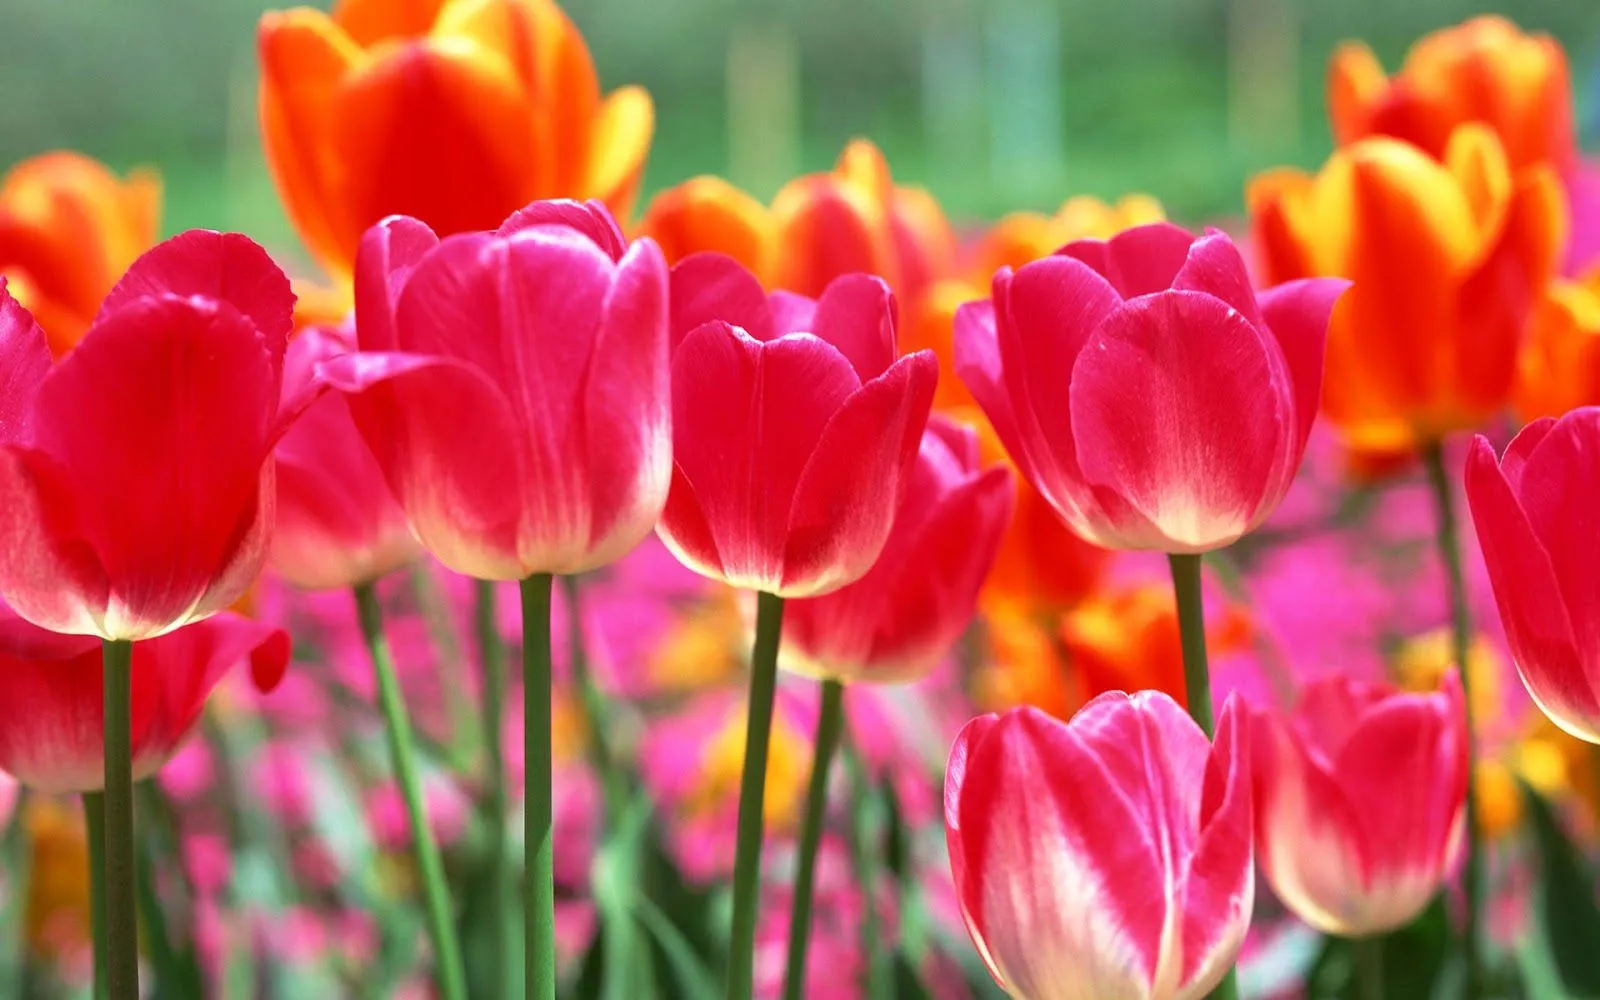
1329 16 1575 175
638 138 955 301
964 194 1166 282
1512 270 1600 421
258 0 653 280
1250 126 1565 457
0 152 160 357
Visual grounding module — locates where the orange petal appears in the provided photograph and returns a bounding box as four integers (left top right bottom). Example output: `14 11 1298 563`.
1327 41 1387 145
584 86 654 222
888 184 957 300
258 8 364 278
833 139 894 206
968 212 1059 281
637 175 772 278
1442 123 1513 266
903 280 980 411
1512 279 1600 421
290 278 355 332
525 0 600 193
770 174 894 297
332 0 447 46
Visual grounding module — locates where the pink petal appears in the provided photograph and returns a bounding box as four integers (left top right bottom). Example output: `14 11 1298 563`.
668 252 774 351
1501 415 1558 491
496 198 627 260
0 447 110 636
1258 277 1348 453
781 351 937 596
1059 222 1197 299
353 215 439 351
767 291 817 337
0 280 50 443
953 297 1033 479
96 230 295 371
809 273 898 381
1069 290 1291 551
944 712 1005 989
321 351 529 580
1514 410 1600 654
1181 696 1254 990
1171 231 1266 329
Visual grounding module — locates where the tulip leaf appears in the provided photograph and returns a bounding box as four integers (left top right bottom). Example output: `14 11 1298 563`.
893 954 936 999
1523 781 1600 996
1304 895 1454 999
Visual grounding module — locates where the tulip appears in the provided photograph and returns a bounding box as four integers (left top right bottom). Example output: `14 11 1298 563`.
1466 408 1600 743
258 0 653 279
955 221 1347 553
945 692 1253 1000
639 139 956 301
322 199 671 581
0 230 301 641
780 416 1011 683
0 152 160 357
1329 16 1575 175
0 604 288 794
965 194 1167 285
270 324 420 590
659 253 939 597
1251 673 1468 936
1251 126 1565 458
1512 273 1600 421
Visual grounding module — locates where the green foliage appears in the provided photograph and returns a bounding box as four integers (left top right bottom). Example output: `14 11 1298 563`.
1523 781 1600 998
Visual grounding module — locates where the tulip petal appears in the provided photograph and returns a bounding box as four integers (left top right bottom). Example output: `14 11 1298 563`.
1258 277 1346 452
1501 415 1557 490
335 0 447 45
667 252 773 350
1171 231 1266 329
321 350 529 579
953 297 1033 479
1516 410 1600 654
1464 435 1595 740
0 446 110 636
0 282 50 443
944 713 1007 989
585 86 654 218
497 198 627 260
1060 222 1196 299
809 273 897 381
1180 697 1253 994
640 177 771 277
782 351 937 596
767 291 817 337
770 176 890 298
1070 291 1289 551
354 215 440 352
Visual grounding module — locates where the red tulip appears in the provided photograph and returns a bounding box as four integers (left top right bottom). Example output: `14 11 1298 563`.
1466 408 1600 742
1251 673 1467 935
271 323 420 590
0 231 302 639
0 601 289 792
321 199 670 580
954 222 1348 552
945 693 1252 1000
658 254 938 597
781 415 1012 682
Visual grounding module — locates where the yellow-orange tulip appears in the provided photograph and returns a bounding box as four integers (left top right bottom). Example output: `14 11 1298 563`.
1512 270 1600 421
638 138 955 300
1329 16 1575 174
258 0 653 280
1250 126 1565 455
0 152 160 357
965 193 1166 282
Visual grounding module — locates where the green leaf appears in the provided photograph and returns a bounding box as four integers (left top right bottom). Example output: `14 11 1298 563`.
1304 895 1455 999
1524 781 1600 997
637 894 720 1000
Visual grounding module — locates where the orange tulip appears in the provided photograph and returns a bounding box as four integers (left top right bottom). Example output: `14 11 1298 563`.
1250 125 1565 455
1512 270 1600 421
638 138 956 300
0 152 160 357
1329 16 1575 175
258 0 653 280
965 193 1166 282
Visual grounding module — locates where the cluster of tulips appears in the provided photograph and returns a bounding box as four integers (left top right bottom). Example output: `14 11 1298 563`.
4 2 1600 999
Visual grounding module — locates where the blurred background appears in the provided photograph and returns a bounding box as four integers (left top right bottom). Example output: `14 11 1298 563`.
2 0 1599 270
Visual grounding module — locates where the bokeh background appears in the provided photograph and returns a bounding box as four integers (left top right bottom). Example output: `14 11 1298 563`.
5 0 1599 276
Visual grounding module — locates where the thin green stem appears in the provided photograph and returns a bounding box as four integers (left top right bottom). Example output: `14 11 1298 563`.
522 572 557 1000
1166 556 1237 1000
134 781 202 997
100 638 137 1000
842 740 890 1000
782 679 845 1000
474 579 511 1000
84 792 108 1000
1422 443 1484 996
352 584 467 1000
1356 935 1384 1000
3 787 32 997
726 592 785 1000
562 575 627 822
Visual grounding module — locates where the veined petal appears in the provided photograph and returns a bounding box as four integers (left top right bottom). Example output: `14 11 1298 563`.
353 214 440 351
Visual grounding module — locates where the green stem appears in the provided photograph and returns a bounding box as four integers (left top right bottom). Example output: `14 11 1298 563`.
100 638 137 1000
352 584 467 1000
1422 443 1484 996
1165 556 1237 1000
473 579 511 1000
561 575 627 822
1356 935 1384 1000
781 679 845 1000
522 572 556 1000
84 792 108 1000
842 741 890 1000
3 787 31 996
726 592 785 1000
133 781 202 997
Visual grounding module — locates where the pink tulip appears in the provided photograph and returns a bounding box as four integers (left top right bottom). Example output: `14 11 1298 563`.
270 323 420 589
0 232 305 639
321 199 671 580
781 415 1012 682
1250 673 1467 935
945 692 1252 1000
1467 409 1600 741
0 602 288 792
954 222 1347 553
658 253 938 597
